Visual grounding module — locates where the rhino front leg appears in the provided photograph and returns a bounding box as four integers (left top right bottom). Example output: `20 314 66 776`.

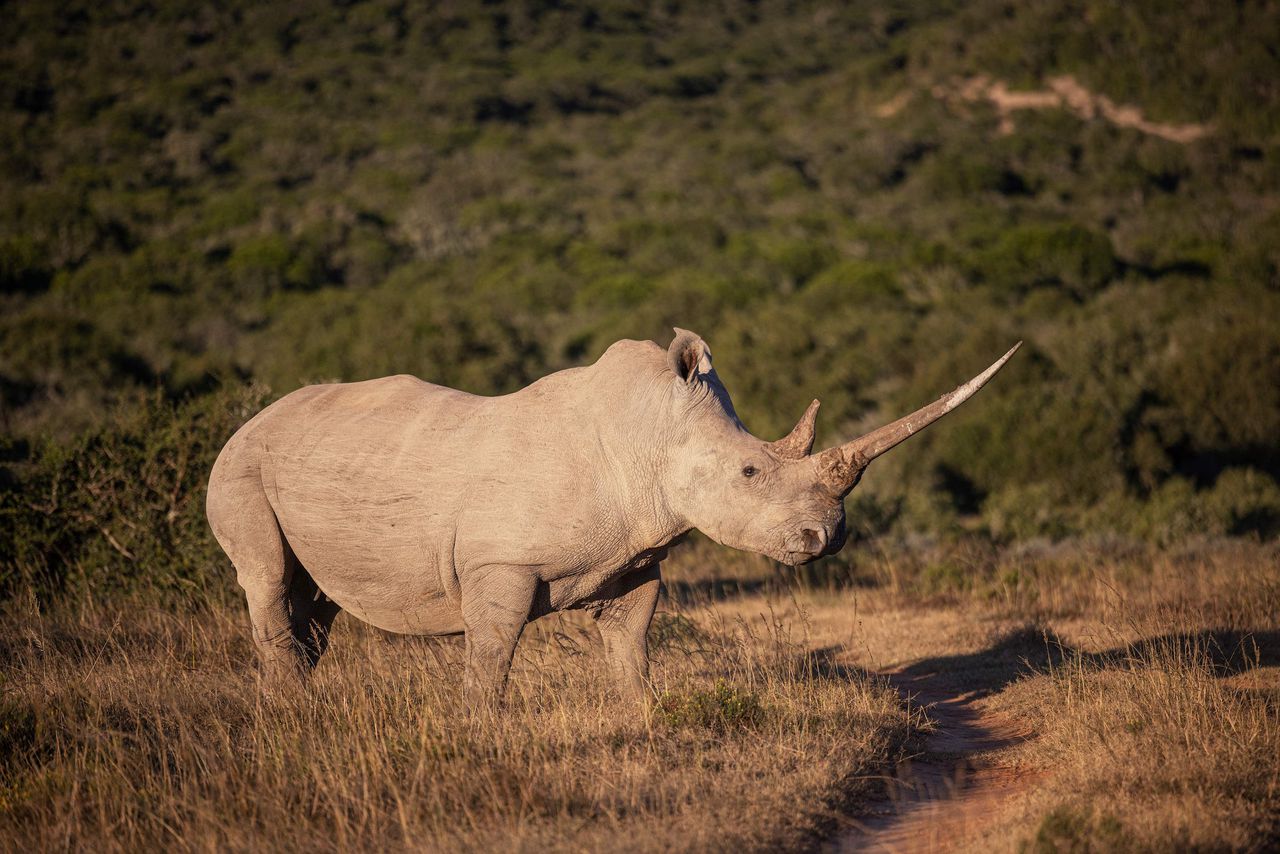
592 565 661 704
460 565 538 709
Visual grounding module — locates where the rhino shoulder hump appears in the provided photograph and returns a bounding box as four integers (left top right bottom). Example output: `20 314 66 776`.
602 338 663 359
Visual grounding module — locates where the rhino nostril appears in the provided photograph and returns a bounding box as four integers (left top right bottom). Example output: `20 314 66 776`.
800 527 827 553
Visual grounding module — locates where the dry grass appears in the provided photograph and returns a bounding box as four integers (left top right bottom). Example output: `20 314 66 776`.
808 539 1280 852
974 568 1280 853
0 595 909 853
2 538 1277 852
994 626 1280 852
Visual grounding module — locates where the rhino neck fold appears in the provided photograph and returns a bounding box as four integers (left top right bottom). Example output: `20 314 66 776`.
588 360 693 560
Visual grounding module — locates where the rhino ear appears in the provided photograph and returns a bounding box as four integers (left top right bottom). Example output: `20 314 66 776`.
667 327 713 383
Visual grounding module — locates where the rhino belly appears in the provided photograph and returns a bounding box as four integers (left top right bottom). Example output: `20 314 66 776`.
276 512 463 636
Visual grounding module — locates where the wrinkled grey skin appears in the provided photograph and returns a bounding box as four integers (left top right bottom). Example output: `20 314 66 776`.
207 329 1016 705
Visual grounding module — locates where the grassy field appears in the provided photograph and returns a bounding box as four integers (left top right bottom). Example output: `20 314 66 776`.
2 538 1275 852
798 539 1280 851
0 582 909 851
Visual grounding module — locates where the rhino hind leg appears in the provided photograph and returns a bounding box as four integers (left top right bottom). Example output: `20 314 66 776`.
234 546 304 684
210 480 338 685
240 539 342 683
286 560 342 668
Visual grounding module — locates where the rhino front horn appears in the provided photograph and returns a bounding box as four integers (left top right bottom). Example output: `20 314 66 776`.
816 342 1022 494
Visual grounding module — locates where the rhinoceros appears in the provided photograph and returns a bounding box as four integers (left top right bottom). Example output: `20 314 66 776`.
207 329 1018 703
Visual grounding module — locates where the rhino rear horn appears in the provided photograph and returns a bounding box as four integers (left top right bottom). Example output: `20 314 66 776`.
768 399 820 460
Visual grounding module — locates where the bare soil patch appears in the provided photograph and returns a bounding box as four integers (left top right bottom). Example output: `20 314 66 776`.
930 74 1211 141
831 664 1039 852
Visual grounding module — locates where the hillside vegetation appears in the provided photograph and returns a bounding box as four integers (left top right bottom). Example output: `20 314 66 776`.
3 0 1279 601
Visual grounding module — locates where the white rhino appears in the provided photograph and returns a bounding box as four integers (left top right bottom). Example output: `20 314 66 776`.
207 329 1018 703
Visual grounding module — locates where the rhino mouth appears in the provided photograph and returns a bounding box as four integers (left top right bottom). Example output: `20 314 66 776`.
780 519 846 566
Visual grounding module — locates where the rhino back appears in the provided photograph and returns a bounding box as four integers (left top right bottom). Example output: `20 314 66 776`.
232 341 677 631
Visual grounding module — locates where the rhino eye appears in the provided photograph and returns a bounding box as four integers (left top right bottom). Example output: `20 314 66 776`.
742 465 758 478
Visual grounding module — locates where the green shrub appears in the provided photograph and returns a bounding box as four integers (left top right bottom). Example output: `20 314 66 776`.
654 680 765 732
227 234 291 294
0 235 48 294
805 260 903 305
201 188 262 233
983 482 1076 541
976 223 1117 298
0 384 269 604
1203 468 1280 539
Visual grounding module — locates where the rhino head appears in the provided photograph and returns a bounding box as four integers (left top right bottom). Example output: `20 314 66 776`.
661 328 1020 565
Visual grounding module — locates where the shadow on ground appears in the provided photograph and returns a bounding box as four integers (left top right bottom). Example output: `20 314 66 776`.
894 626 1280 700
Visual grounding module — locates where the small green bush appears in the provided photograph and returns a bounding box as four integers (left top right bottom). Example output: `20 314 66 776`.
805 260 904 305
0 235 48 294
227 234 291 294
1203 468 1280 539
983 482 1076 542
654 680 765 733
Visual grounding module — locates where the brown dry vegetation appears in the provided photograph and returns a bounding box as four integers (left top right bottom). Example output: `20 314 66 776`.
0 588 910 852
3 539 1277 852
810 540 1280 852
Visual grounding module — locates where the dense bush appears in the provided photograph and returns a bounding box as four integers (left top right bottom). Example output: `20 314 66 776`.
974 224 1117 298
0 385 267 603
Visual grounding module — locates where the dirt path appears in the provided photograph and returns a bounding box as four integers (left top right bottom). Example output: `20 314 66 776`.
875 73 1212 142
829 669 1038 852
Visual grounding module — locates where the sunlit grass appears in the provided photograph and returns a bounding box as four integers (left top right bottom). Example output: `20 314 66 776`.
0 596 908 852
